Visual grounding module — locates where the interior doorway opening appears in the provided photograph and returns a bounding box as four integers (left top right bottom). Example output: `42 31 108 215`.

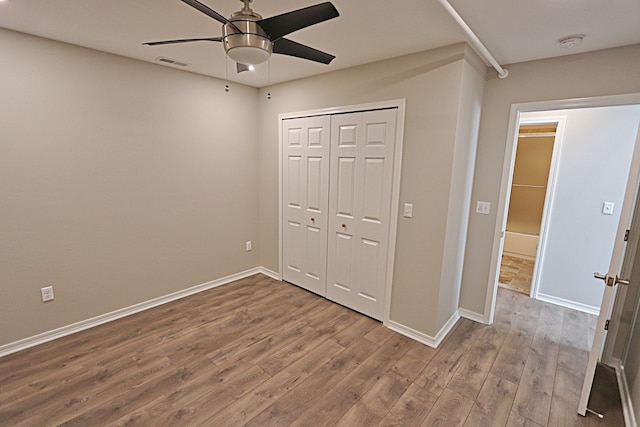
498 122 558 296
484 94 640 326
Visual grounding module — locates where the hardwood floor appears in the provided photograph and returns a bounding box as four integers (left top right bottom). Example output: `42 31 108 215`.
0 274 620 426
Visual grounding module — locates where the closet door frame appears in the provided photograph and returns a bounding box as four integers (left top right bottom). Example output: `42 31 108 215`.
278 99 406 324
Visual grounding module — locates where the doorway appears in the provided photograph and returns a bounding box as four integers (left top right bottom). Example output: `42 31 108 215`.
498 122 559 296
484 94 640 325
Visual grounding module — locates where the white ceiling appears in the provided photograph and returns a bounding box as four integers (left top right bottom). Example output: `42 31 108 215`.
1 0 639 88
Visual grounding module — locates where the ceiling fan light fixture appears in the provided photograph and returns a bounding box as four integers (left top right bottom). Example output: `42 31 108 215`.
227 45 271 65
223 17 272 65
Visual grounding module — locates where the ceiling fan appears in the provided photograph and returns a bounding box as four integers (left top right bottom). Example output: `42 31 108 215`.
144 0 339 73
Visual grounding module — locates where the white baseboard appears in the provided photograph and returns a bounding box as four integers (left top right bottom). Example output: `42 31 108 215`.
459 308 486 324
615 363 638 427
0 267 278 358
257 266 281 281
536 292 600 316
386 310 460 348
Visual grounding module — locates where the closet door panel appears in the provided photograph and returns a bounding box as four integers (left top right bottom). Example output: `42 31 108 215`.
327 109 397 320
282 116 330 296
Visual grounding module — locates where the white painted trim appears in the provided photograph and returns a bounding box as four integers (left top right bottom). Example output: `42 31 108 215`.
616 364 639 427
536 292 600 316
0 267 272 358
257 266 281 281
386 311 461 348
384 100 406 324
521 114 567 301
459 308 486 324
278 113 284 282
483 92 640 325
278 99 407 121
483 105 520 324
278 99 406 324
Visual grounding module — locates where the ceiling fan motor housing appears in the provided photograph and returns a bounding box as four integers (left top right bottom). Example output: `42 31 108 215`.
144 0 339 67
223 11 273 65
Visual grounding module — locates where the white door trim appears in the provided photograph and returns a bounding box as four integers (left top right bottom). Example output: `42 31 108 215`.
484 93 640 324
516 115 567 301
278 99 406 324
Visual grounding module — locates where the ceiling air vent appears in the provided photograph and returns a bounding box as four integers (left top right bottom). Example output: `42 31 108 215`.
155 56 190 67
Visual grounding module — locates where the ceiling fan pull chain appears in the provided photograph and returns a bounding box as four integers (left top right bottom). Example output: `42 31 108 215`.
267 58 271 98
225 55 230 92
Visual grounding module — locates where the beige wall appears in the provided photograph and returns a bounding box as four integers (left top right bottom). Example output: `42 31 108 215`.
460 44 640 316
437 58 485 329
257 44 486 337
0 29 486 347
0 29 260 346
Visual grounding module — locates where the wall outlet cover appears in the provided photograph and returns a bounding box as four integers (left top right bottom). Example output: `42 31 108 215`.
476 201 491 215
41 286 54 302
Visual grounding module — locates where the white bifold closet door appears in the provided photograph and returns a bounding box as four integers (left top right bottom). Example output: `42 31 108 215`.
282 108 397 320
282 115 331 296
326 109 397 320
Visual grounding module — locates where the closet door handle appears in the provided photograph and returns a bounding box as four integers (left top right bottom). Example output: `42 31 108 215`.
341 224 346 228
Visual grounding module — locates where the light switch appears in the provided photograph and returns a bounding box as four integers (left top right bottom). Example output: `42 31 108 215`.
476 201 491 215
403 203 413 218
603 202 615 215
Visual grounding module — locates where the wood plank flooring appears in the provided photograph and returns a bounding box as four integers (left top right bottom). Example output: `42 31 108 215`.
0 274 621 426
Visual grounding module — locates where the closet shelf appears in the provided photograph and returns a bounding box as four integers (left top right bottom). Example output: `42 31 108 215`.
512 184 545 188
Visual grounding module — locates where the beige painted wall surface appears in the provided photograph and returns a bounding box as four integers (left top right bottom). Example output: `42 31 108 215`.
258 44 485 336
460 44 640 316
0 29 260 345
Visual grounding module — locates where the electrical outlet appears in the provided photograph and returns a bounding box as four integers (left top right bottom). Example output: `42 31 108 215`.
41 286 54 302
246 241 252 251
476 201 491 215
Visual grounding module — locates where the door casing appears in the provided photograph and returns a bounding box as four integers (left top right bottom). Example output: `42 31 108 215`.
508 115 566 300
485 93 640 325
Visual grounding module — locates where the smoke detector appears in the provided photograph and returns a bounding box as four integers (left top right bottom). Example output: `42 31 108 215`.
559 34 585 49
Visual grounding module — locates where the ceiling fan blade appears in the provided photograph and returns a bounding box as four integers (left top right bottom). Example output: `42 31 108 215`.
181 0 243 33
273 38 335 64
257 2 339 41
143 37 223 46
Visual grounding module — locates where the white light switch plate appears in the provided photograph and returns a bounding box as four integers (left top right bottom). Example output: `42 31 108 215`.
403 203 413 218
602 202 615 215
476 201 491 215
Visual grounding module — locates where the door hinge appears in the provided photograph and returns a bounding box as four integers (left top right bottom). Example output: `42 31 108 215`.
624 229 630 241
605 320 610 330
